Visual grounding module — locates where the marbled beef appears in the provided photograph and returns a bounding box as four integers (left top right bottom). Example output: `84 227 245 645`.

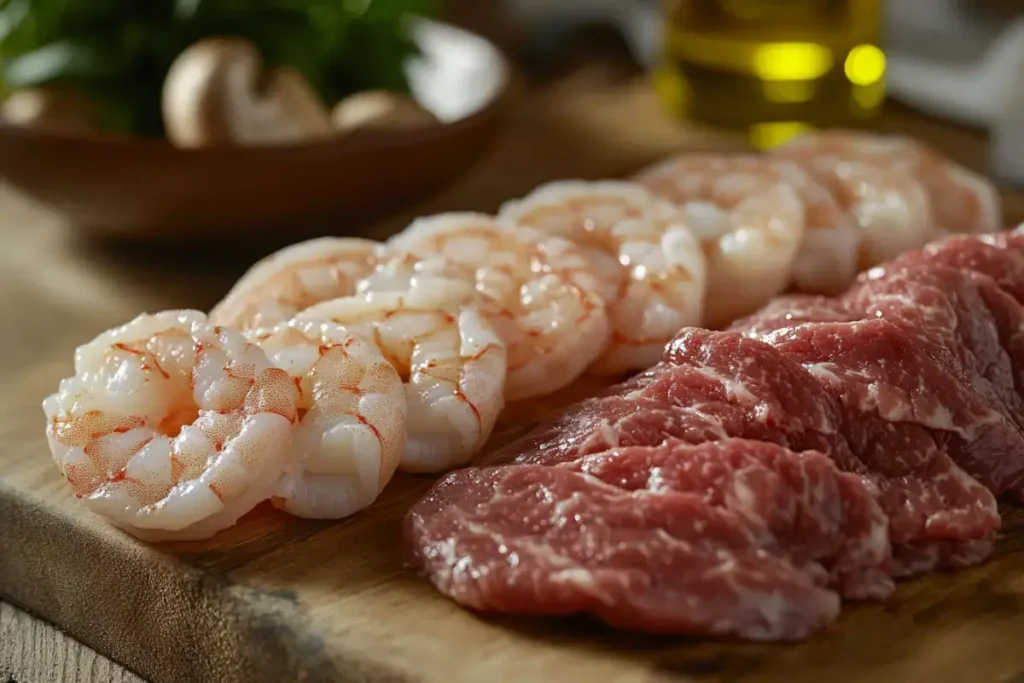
846 264 1024 495
405 465 841 640
561 438 892 599
750 319 1001 573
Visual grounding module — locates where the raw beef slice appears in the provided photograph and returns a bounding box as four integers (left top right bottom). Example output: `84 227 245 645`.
736 268 1024 456
405 465 841 640
882 237 1024 428
893 232 1024 304
493 328 853 469
664 326 1000 575
732 291 1006 572
751 319 1000 573
561 438 892 599
846 263 1024 497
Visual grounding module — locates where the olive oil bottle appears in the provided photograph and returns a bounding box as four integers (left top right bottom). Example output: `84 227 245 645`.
656 0 885 149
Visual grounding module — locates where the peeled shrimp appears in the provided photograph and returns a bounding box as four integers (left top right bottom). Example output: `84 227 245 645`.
296 293 506 473
246 319 406 519
776 130 1000 238
637 154 859 296
358 213 610 400
42 311 298 541
768 140 933 270
209 237 381 331
497 181 707 373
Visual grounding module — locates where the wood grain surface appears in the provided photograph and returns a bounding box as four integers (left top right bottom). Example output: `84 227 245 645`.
1 603 145 683
4 68 1024 683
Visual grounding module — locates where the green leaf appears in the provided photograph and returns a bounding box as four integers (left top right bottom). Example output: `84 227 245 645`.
174 0 202 22
2 40 102 86
0 0 30 45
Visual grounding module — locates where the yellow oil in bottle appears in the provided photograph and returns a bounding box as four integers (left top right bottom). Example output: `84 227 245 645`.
656 0 886 149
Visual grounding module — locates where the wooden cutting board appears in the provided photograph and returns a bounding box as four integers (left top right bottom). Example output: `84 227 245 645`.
5 72 1024 683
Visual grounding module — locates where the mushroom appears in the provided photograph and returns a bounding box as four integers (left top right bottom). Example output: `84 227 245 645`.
331 90 439 134
0 87 98 134
161 37 335 148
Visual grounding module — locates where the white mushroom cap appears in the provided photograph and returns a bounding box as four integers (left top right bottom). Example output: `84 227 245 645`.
162 37 335 148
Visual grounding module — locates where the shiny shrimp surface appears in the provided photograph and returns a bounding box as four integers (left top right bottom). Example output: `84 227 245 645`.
297 293 506 473
637 154 859 296
776 130 1000 238
359 213 610 400
498 181 707 373
247 319 406 519
209 237 382 331
771 140 933 269
42 311 298 541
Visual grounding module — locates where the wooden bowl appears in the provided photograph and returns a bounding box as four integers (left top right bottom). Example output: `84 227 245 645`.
0 19 515 241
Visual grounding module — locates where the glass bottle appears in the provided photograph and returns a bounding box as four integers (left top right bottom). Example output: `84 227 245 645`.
655 0 886 149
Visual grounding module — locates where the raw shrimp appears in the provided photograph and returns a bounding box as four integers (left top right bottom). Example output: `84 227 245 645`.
768 140 933 270
637 154 859 296
247 319 406 519
42 310 298 542
209 237 382 331
296 293 506 473
776 130 1000 238
359 213 610 400
497 181 707 373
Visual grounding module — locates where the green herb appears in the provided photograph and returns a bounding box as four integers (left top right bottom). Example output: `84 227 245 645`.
0 0 442 136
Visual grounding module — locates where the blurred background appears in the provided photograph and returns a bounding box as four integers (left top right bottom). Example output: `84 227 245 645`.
1 0 1023 300
7 0 1015 136
451 0 1023 151
2 0 1023 247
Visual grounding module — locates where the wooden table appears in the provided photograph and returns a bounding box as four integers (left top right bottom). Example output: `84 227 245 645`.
2 65 1022 683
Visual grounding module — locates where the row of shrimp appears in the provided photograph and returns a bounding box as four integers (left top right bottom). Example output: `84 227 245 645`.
42 129 1002 542
636 130 1001 326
